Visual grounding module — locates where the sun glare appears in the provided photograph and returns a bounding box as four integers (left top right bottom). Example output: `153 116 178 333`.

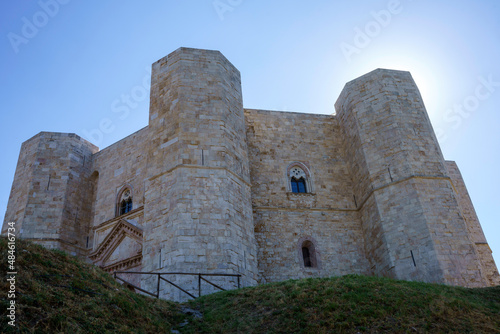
343 52 443 122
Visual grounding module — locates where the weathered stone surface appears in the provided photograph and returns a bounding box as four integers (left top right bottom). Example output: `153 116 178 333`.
245 109 369 283
3 132 98 256
2 49 498 301
335 69 498 287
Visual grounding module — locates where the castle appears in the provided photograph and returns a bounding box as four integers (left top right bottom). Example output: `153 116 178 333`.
3 47 499 300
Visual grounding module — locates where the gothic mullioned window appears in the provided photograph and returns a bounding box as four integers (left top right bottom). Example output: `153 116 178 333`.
289 166 309 193
118 188 133 216
291 176 307 193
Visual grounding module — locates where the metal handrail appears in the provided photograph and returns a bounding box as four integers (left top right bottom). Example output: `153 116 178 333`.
113 271 241 299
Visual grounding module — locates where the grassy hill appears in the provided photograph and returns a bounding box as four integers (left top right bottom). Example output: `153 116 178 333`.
1 237 499 333
0 237 185 333
184 275 500 333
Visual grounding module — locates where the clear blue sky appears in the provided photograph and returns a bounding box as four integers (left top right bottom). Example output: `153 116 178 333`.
1 1 499 267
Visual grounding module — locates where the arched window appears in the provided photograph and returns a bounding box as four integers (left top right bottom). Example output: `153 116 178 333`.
302 246 312 267
289 165 309 193
291 177 307 193
300 240 317 268
117 188 133 216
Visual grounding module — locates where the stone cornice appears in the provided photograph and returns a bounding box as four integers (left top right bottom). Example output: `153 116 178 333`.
102 254 142 273
355 174 452 212
286 192 316 197
254 175 455 214
148 164 251 187
93 206 144 231
253 206 355 213
89 219 143 261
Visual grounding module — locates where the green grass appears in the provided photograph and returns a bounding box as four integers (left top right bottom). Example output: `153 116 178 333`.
0 237 186 333
183 275 500 333
1 237 499 333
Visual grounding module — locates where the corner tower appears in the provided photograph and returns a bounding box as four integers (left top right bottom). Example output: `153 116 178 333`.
2 132 98 257
336 69 490 287
142 48 258 300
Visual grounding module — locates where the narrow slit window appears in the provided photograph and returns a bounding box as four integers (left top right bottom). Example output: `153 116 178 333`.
300 240 317 268
302 246 312 267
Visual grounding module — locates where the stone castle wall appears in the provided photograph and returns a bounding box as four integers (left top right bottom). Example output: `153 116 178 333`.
245 109 369 282
3 135 40 235
335 69 494 287
3 132 98 256
91 126 149 226
141 48 258 300
2 47 498 296
446 161 500 285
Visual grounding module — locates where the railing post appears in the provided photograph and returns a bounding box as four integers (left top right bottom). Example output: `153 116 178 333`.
156 273 160 298
110 271 242 300
198 274 201 297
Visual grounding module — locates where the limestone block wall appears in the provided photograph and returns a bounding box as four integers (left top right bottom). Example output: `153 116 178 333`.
91 126 149 230
245 109 369 283
446 161 500 285
3 135 40 235
253 209 369 283
3 47 497 293
413 178 485 286
142 47 257 301
3 132 98 256
336 69 487 286
245 110 354 209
